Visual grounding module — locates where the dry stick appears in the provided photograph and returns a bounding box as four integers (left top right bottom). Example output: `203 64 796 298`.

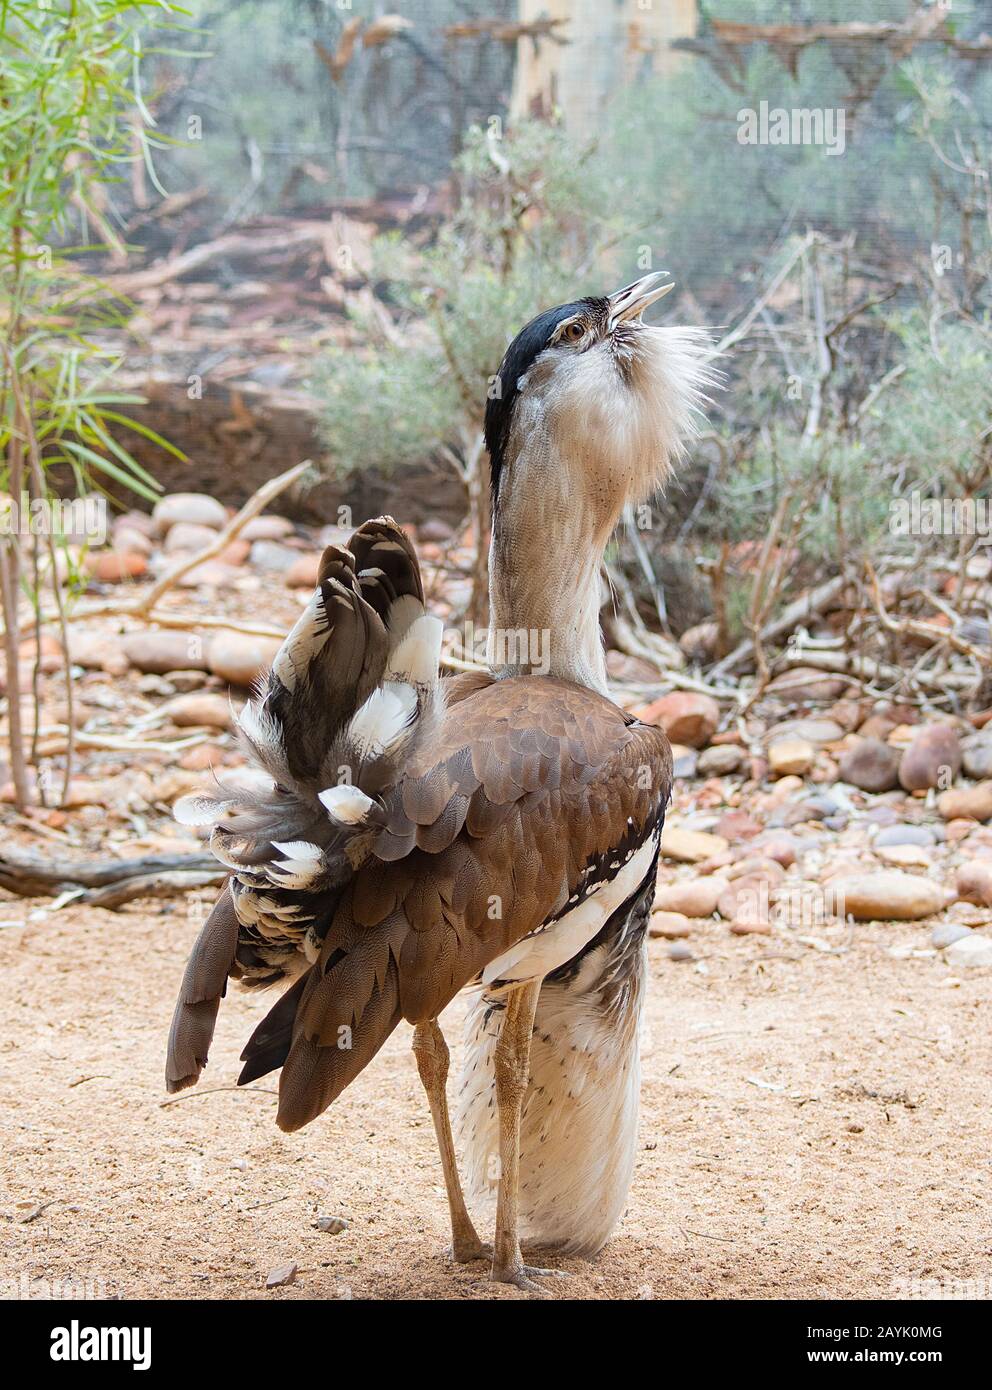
709 574 848 679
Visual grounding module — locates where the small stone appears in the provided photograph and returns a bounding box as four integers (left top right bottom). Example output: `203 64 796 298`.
697 744 744 777
649 910 691 939
768 738 815 777
825 871 949 921
931 921 973 950
718 874 773 922
113 525 153 556
165 693 232 730
946 934 992 968
667 940 695 962
242 515 294 541
876 844 932 869
163 521 220 554
179 744 217 771
767 718 844 745
661 826 728 863
69 632 130 677
640 692 720 749
249 539 299 573
418 519 454 543
284 554 321 589
85 550 148 583
961 733 992 780
898 724 962 792
671 746 698 779
764 667 852 702
265 1263 298 1289
937 782 992 823
716 810 763 842
166 669 210 693
955 860 992 906
208 632 282 687
313 1215 349 1234
654 877 726 917
874 824 936 848
838 738 901 793
153 492 227 534
122 631 212 675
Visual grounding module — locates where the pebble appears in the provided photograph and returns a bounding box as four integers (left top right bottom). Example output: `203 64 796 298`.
955 860 992 907
825 871 949 921
874 824 936 848
937 782 992 823
640 692 720 749
898 724 962 792
931 921 973 950
208 632 282 687
837 737 901 793
165 693 232 730
163 521 220 554
962 732 992 780
249 539 299 573
284 554 321 589
649 910 691 939
667 940 695 962
153 492 227 534
654 877 726 917
697 744 744 777
768 737 815 777
242 515 294 541
122 631 212 675
85 550 148 583
661 826 729 863
313 1215 349 1234
945 934 992 969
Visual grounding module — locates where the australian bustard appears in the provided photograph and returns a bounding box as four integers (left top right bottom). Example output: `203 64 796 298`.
166 273 714 1289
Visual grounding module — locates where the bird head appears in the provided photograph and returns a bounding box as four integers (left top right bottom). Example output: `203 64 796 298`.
486 273 715 535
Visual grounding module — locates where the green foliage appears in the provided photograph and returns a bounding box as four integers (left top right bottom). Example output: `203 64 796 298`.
1 0 188 516
314 119 661 476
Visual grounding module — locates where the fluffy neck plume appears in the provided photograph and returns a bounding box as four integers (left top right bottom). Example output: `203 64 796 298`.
488 325 715 695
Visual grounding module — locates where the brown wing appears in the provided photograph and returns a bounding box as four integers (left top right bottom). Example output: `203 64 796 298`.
256 675 671 1131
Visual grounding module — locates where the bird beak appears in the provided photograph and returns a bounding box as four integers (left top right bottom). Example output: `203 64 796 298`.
608 272 674 329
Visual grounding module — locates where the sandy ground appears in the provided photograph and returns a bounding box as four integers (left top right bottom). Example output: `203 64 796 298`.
1 895 989 1302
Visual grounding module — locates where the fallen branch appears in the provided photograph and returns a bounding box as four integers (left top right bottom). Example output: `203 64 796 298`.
709 574 848 678
0 847 218 898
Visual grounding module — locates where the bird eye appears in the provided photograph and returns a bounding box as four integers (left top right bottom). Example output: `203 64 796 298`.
562 321 584 342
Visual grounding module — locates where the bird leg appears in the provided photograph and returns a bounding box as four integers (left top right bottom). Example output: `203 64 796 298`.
491 978 560 1291
412 1018 488 1263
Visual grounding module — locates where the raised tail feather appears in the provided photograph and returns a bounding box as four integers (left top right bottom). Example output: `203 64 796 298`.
164 517 441 1095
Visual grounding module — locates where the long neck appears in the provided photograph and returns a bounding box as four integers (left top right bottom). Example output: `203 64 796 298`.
487 448 614 696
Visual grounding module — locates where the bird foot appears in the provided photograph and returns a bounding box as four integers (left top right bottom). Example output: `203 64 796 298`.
492 1263 566 1294
449 1237 492 1264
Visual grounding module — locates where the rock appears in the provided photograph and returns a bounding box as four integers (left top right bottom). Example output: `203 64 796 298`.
667 940 695 962
753 834 798 868
827 699 867 732
640 692 719 749
249 539 299 573
163 521 220 554
697 744 744 777
84 550 148 583
208 632 282 687
825 871 949 921
946 934 992 969
165 693 232 730
716 810 763 842
764 667 852 702
932 921 973 950
218 539 250 566
955 860 992 906
767 718 844 745
313 1215 349 1234
937 782 992 823
242 515 294 542
961 733 992 780
898 724 962 792
112 525 153 556
179 744 217 771
838 737 901 793
265 1263 298 1289
284 554 321 589
678 621 719 663
167 669 210 693
858 712 899 741
671 746 698 779
649 910 691 939
654 877 726 917
122 631 212 675
174 560 243 589
114 509 155 538
874 824 936 848
768 738 815 777
153 492 227 534
661 826 728 863
876 844 932 869
69 632 130 677
718 874 772 922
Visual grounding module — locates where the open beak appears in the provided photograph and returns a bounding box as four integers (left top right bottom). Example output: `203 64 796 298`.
608 272 674 329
